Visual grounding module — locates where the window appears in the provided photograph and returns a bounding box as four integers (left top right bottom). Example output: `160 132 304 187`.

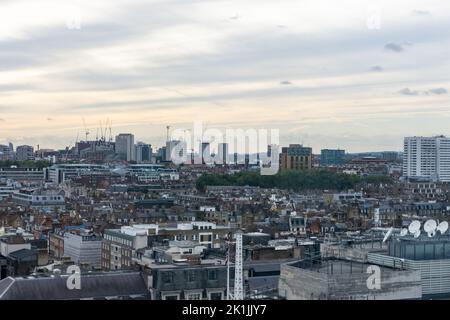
187 271 196 282
208 269 218 281
162 272 174 284
210 292 222 300
187 293 201 300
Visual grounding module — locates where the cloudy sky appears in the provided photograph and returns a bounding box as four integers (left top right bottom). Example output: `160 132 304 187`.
0 0 449 152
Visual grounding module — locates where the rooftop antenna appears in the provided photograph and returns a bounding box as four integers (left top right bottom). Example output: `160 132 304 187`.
233 231 244 300
166 125 170 143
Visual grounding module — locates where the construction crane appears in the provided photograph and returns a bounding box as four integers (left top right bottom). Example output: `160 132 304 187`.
65 132 79 162
82 117 90 142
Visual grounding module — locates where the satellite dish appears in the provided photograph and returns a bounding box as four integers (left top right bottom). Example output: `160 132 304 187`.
400 228 408 236
408 221 421 234
428 230 436 238
424 220 437 233
414 230 421 238
383 227 394 243
437 221 449 235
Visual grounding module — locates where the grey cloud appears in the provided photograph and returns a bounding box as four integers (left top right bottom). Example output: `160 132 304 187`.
399 88 419 95
399 87 448 96
384 42 404 52
370 66 383 72
412 9 431 16
280 81 292 85
427 88 448 95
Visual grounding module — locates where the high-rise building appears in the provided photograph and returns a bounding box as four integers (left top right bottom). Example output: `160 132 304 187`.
403 136 450 182
218 143 228 164
200 142 210 164
115 134 135 161
279 144 312 171
0 143 14 161
320 149 345 166
135 142 152 164
166 140 186 163
15 145 34 161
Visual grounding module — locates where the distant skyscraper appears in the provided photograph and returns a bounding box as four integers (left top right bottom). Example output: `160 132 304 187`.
166 140 185 163
135 142 152 163
403 136 450 182
200 142 210 164
157 146 167 162
218 143 228 164
0 143 14 161
320 149 345 166
280 144 312 171
115 134 135 161
16 145 34 161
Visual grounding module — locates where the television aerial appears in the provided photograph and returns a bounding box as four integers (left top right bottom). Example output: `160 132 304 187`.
437 221 449 235
400 228 408 237
383 227 394 243
424 219 437 237
408 221 421 234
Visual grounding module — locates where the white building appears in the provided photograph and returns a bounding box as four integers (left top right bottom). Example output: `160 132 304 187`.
64 230 102 269
44 164 110 184
403 136 450 182
165 140 186 163
115 133 135 161
12 188 65 209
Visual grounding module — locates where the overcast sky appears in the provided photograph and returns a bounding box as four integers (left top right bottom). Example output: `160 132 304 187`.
0 0 449 152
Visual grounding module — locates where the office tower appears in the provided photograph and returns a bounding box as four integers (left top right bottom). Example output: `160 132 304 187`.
135 142 152 164
200 142 210 164
115 134 135 161
0 143 14 161
166 140 186 163
403 136 450 182
320 149 345 166
218 143 228 164
279 144 313 171
15 145 35 161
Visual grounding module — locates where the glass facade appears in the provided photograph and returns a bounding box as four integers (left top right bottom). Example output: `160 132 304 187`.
388 236 450 260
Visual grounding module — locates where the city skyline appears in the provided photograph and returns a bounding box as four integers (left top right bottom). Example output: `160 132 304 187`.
1 0 450 152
